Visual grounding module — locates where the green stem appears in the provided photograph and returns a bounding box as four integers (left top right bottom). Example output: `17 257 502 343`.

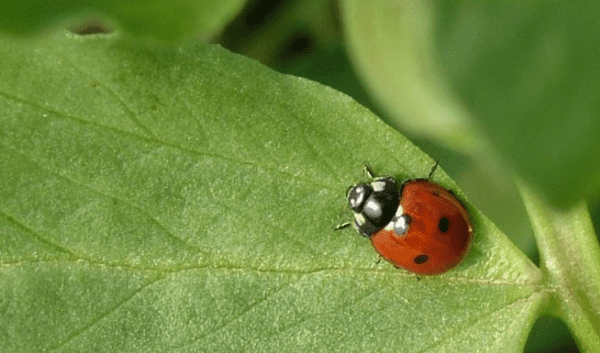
519 183 600 351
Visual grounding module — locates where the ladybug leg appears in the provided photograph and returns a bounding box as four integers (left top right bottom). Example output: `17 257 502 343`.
415 275 422 282
374 256 382 265
427 161 440 180
363 164 375 179
334 222 351 231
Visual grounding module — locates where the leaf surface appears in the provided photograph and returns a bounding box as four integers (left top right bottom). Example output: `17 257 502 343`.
0 30 543 352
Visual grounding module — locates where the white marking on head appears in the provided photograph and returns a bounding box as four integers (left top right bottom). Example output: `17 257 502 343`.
364 199 381 215
349 185 365 208
354 213 366 226
372 180 386 192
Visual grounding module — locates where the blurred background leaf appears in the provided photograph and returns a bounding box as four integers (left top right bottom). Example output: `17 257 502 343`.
0 0 247 40
342 0 483 153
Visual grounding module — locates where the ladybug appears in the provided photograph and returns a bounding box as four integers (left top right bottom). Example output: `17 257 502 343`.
344 166 472 275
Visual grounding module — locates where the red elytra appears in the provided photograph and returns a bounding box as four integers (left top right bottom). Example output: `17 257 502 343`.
370 180 472 275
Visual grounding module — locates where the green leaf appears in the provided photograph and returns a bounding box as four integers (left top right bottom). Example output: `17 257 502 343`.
437 2 600 208
341 0 600 207
1 30 544 352
519 183 600 351
0 0 247 40
341 0 484 153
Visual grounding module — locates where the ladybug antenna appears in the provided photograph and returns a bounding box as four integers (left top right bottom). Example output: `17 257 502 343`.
344 184 354 197
364 164 375 179
427 161 440 181
334 222 351 231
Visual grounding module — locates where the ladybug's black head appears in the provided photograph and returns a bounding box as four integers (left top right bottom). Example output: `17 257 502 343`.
348 183 372 213
348 177 400 237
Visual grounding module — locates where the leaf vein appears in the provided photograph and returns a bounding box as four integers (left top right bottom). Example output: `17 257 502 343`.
0 209 81 259
2 142 206 255
47 274 166 352
0 88 336 191
0 258 556 289
57 52 159 140
171 275 301 350
417 290 548 353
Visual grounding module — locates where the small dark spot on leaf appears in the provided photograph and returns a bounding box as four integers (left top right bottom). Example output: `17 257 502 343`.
70 20 112 35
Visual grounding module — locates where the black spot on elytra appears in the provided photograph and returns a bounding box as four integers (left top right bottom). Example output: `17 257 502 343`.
438 217 449 232
414 254 429 264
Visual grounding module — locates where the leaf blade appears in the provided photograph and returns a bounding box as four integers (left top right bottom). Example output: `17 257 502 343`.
0 30 544 352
